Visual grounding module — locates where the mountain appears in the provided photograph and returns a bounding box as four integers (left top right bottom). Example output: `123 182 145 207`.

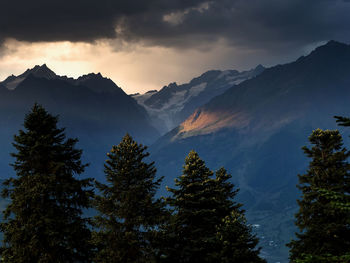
150 41 350 262
132 65 265 134
0 64 124 95
0 65 159 180
1 64 57 90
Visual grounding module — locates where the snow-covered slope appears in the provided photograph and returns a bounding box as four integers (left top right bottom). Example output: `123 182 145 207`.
132 65 264 134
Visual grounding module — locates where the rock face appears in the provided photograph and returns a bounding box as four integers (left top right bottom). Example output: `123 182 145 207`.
0 65 159 180
150 41 350 262
132 65 265 134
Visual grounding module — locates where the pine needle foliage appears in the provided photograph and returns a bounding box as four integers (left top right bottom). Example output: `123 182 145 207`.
288 129 350 262
0 103 93 263
163 150 265 263
93 134 165 263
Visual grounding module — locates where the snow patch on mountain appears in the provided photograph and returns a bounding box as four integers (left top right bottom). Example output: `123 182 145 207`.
134 82 207 113
134 85 206 131
189 82 207 97
218 70 232 79
4 77 26 90
133 65 264 134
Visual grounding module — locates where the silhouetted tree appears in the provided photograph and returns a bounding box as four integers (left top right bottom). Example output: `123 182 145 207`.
92 134 165 263
287 129 350 262
0 104 93 263
162 151 265 263
211 168 265 263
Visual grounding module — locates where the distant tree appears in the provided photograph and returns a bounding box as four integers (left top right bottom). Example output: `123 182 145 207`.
287 129 350 263
92 134 165 263
162 151 265 263
0 103 93 262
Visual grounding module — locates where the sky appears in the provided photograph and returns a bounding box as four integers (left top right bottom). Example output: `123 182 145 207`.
1 0 350 94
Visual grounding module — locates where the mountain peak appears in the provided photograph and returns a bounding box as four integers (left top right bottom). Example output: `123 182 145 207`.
27 64 57 80
77 72 105 81
311 40 349 54
254 64 265 71
76 72 123 94
325 40 345 47
0 64 120 94
0 64 57 90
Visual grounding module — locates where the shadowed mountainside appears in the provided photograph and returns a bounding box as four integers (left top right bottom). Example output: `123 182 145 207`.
0 66 159 180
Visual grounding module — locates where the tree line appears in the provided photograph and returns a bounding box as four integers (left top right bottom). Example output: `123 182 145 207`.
0 104 349 262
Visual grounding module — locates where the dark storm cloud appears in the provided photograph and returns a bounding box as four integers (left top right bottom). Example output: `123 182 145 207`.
0 0 203 42
120 0 350 50
1 0 350 49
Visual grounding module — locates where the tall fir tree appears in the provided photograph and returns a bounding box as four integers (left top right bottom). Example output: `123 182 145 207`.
92 134 165 263
211 168 265 263
287 129 350 263
163 150 217 263
163 151 265 263
0 104 93 263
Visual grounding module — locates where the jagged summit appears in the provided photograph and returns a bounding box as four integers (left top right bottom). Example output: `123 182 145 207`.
27 64 57 79
77 72 103 80
1 64 58 90
254 64 265 71
305 40 349 61
325 40 346 46
0 65 120 93
76 72 123 94
20 64 57 79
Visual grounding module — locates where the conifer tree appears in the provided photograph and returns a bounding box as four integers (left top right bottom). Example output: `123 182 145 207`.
163 150 216 262
214 211 265 263
211 168 265 263
163 151 265 263
93 134 165 263
0 104 93 263
287 129 350 262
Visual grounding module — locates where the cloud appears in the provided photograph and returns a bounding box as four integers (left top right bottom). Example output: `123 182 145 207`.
2 0 350 94
0 0 203 43
1 0 350 52
1 38 285 95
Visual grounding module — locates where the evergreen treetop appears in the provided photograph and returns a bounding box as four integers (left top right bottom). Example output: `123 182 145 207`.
1 103 93 263
93 133 165 263
163 150 265 263
288 128 350 262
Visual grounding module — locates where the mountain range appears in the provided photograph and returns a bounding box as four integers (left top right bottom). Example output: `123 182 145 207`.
132 65 265 134
1 41 350 262
149 40 350 262
0 65 159 179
